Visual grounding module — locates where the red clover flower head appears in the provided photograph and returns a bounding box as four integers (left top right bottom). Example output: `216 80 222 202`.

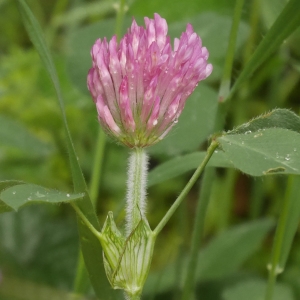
87 13 212 148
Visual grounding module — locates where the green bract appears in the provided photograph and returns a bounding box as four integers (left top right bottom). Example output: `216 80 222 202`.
99 212 156 298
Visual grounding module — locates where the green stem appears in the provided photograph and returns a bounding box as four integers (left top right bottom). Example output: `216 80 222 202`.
115 0 126 41
73 130 106 294
179 1 245 297
89 128 107 205
153 141 219 236
175 1 244 297
216 169 237 230
264 180 292 300
234 0 260 125
278 176 300 268
218 0 245 102
71 201 104 294
173 200 188 300
181 167 216 300
242 0 259 65
125 293 140 300
71 203 102 240
126 148 148 234
73 252 89 295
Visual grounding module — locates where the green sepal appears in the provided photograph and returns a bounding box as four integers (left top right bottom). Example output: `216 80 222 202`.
98 212 156 298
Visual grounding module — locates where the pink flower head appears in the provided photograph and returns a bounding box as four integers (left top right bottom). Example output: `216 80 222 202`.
88 13 212 148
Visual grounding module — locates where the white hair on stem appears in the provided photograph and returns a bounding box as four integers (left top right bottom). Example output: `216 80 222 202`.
125 148 148 236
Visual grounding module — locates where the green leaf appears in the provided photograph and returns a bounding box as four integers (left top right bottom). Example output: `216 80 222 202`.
228 109 300 135
144 219 274 295
217 128 300 176
229 0 300 98
222 279 294 300
0 115 52 157
148 151 233 187
16 1 117 298
148 84 218 156
0 184 84 211
0 181 24 213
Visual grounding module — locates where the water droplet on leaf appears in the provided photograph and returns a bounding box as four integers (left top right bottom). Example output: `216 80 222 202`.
36 191 45 197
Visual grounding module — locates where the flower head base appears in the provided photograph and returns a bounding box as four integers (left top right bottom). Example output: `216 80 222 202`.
88 13 212 148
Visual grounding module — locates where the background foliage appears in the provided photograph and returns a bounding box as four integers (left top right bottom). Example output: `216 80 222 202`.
0 0 300 299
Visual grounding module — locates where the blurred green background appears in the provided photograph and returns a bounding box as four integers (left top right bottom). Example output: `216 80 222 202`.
0 0 300 299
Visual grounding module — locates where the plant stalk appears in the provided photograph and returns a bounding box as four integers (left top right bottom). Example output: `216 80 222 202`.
115 0 126 41
264 179 292 300
153 140 219 236
89 128 107 205
73 130 106 294
125 292 141 300
218 0 245 102
181 167 216 300
180 0 245 298
126 148 148 235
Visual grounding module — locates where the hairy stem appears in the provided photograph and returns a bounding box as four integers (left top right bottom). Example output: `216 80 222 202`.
126 148 148 235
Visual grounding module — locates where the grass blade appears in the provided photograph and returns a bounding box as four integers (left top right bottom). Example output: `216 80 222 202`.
229 0 300 99
15 0 117 298
218 0 245 101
